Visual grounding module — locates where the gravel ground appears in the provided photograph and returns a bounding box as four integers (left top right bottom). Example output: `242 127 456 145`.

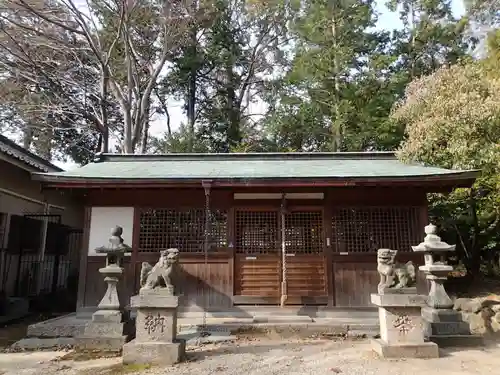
2 337 500 375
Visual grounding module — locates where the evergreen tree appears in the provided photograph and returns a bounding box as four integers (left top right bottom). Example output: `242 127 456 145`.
264 0 393 151
156 0 290 152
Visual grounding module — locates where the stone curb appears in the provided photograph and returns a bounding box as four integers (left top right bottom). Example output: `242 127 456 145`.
178 323 379 337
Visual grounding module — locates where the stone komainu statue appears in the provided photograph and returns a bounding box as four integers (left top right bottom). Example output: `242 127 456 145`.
377 248 416 293
139 248 179 292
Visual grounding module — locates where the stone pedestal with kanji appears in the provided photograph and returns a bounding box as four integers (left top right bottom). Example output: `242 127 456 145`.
122 289 185 366
371 291 439 358
122 249 185 367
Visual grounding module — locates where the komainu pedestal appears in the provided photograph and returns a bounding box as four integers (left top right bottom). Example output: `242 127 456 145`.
122 249 185 366
372 249 438 358
371 292 439 358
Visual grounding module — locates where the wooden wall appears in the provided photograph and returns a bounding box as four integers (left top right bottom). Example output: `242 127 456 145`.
77 186 430 312
331 254 428 307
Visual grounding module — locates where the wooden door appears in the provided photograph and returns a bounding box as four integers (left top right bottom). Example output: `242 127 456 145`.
283 209 327 304
233 207 327 305
233 209 281 304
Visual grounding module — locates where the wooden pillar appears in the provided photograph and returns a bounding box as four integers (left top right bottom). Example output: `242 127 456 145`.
324 189 335 307
419 193 430 229
202 181 212 314
227 206 235 304
131 207 141 294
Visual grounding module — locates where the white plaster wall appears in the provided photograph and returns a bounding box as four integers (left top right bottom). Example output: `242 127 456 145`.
88 207 134 256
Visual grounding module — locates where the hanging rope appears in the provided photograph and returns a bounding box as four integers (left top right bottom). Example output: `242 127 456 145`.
198 180 212 340
280 192 288 308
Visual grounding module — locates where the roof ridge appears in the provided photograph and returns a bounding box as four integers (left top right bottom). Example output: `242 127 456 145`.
93 151 396 163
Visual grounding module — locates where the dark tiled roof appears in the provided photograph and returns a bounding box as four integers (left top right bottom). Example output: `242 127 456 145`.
0 134 63 173
31 152 479 183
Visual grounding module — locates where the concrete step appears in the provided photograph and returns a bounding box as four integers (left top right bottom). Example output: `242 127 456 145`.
178 317 254 326
10 337 75 351
177 309 377 320
18 310 379 352
27 315 86 338
177 317 379 329
253 315 313 323
14 318 379 351
313 318 379 324
178 321 379 338
178 327 237 345
178 311 253 319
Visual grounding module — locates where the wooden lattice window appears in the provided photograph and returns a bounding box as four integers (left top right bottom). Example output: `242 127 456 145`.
210 210 229 248
235 210 278 254
138 208 228 253
332 207 421 253
285 211 323 254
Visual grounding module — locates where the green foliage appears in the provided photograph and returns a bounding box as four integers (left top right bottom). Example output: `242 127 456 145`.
155 0 290 153
395 60 500 274
387 0 472 78
260 0 471 152
464 0 500 28
0 0 481 168
263 0 389 151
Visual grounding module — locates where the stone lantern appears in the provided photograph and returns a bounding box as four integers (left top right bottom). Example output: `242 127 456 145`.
76 226 132 352
412 223 456 309
94 226 131 311
412 223 483 347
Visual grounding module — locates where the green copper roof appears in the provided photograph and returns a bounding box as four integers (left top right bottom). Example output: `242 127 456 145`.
31 152 479 183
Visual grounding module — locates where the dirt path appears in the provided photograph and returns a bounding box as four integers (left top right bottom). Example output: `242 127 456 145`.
2 338 500 375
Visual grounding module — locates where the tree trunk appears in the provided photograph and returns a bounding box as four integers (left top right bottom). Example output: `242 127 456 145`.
123 18 135 154
331 0 342 152
96 133 103 156
187 26 197 152
100 73 109 153
140 104 150 153
123 108 133 153
23 127 34 149
36 128 52 160
154 87 172 138
409 1 417 79
226 67 241 152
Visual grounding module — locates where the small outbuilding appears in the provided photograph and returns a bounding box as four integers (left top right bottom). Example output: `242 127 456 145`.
0 134 82 310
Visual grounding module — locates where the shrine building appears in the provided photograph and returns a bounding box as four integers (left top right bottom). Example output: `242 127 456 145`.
31 152 479 315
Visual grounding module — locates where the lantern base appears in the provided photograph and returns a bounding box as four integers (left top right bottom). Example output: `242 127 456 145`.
75 310 130 352
422 307 484 347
